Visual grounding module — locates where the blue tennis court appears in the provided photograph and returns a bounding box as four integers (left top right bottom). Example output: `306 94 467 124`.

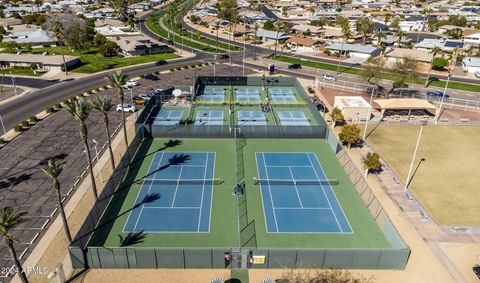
268 87 297 102
278 111 310 126
153 110 183 125
237 111 266 126
197 87 226 102
195 110 224 125
256 152 352 233
124 152 216 233
236 87 261 102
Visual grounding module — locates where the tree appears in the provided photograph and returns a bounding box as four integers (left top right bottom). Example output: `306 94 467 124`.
109 0 129 22
66 24 90 52
396 30 406 45
214 20 220 52
98 41 119 57
448 15 467 27
253 22 259 60
217 0 238 22
0 207 29 283
339 124 361 148
41 159 72 243
105 71 130 160
356 17 374 43
447 28 463 39
364 152 381 175
93 34 108 47
374 30 386 46
388 57 419 94
425 46 443 85
361 57 385 89
273 21 283 58
431 57 449 70
65 99 98 200
92 97 116 170
331 107 344 127
263 20 274 30
389 17 400 30
52 21 68 76
335 16 349 31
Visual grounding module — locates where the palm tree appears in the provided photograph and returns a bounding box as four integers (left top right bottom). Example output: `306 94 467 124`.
65 99 98 200
214 20 220 52
253 23 259 60
0 207 29 283
273 21 283 59
375 30 387 46
92 97 116 170
425 46 444 86
106 71 130 157
396 30 406 46
41 159 72 243
53 21 68 76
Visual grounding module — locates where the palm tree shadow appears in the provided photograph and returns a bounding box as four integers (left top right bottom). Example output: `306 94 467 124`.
140 154 191 180
118 231 147 247
128 139 183 168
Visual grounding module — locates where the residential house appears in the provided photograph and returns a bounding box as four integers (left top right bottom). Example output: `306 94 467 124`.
286 36 322 51
0 53 80 72
415 38 471 52
84 8 115 18
462 56 480 74
292 24 324 36
255 29 290 43
398 20 426 32
3 26 57 46
285 9 313 20
463 30 480 47
109 36 171 56
385 48 433 64
326 42 381 58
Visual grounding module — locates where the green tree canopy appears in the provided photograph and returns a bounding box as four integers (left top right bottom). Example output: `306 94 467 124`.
364 152 382 174
331 107 345 127
339 124 361 148
98 41 119 57
263 20 274 30
431 57 449 70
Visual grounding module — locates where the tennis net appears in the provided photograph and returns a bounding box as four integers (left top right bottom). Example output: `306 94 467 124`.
137 178 222 185
253 177 339 186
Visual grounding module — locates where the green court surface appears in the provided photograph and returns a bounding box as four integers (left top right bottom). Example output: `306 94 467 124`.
89 138 389 249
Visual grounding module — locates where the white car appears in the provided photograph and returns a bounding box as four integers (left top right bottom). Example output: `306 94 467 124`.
116 104 136 113
123 80 140 88
322 74 336 82
475 71 480 78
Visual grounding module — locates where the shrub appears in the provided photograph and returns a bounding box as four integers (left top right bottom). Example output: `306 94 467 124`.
170 68 175 72
70 96 77 102
184 65 190 69
140 74 145 78
176 67 183 70
324 49 331 56
190 64 196 68
46 106 54 113
14 125 22 132
21 121 28 128
154 71 160 75
432 57 449 70
307 87 315 94
339 124 361 148
0 137 5 144
53 103 62 109
28 116 37 123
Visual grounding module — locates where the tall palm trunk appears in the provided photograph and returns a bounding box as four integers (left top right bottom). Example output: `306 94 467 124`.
54 179 72 242
119 94 130 159
102 114 116 170
253 29 258 60
216 28 219 52
4 238 29 283
80 123 98 199
58 39 68 76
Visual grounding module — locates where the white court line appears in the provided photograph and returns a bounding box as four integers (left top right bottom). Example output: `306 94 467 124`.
275 207 331 210
170 166 184 207
132 152 165 232
306 153 343 233
262 153 279 232
143 206 201 209
197 152 209 232
288 166 304 208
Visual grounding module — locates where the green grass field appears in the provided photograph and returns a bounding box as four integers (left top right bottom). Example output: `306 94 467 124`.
365 125 480 226
2 46 179 74
89 138 389 249
272 55 480 93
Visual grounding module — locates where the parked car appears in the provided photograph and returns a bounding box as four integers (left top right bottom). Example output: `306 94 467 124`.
475 71 480 78
139 93 152 100
123 80 139 88
144 73 159 80
153 88 164 94
219 54 229 59
322 74 336 82
426 90 450 98
473 265 480 279
156 60 168 66
116 104 136 113
132 96 146 105
288 63 302 69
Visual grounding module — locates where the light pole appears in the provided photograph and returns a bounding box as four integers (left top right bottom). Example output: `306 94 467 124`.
435 51 456 124
129 87 133 104
213 54 217 76
404 122 426 194
10 72 17 96
336 40 344 74
92 139 103 183
362 88 375 141
242 17 246 76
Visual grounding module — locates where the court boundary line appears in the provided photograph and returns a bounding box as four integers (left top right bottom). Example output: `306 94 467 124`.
287 166 304 208
196 152 209 232
261 152 280 233
308 152 354 233
206 152 216 234
258 152 354 235
305 153 343 233
170 166 184 208
122 151 162 233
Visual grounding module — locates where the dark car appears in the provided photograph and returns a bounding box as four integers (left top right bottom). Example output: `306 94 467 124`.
167 40 174 45
426 90 450 98
156 60 168 66
144 73 159 80
288 63 302 69
473 265 480 279
219 54 229 59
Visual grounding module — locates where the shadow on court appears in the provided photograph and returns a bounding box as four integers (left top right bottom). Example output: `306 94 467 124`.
119 231 147 247
140 153 191 180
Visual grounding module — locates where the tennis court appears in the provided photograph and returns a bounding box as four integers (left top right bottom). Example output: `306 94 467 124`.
197 86 226 102
195 110 224 125
255 152 352 233
235 87 261 103
124 152 216 233
268 87 297 102
237 111 266 126
153 110 184 125
278 111 310 126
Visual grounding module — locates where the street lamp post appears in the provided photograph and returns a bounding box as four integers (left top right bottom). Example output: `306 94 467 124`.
362 88 375 141
213 54 217 76
336 40 344 74
0 113 6 135
404 122 426 194
92 139 103 183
